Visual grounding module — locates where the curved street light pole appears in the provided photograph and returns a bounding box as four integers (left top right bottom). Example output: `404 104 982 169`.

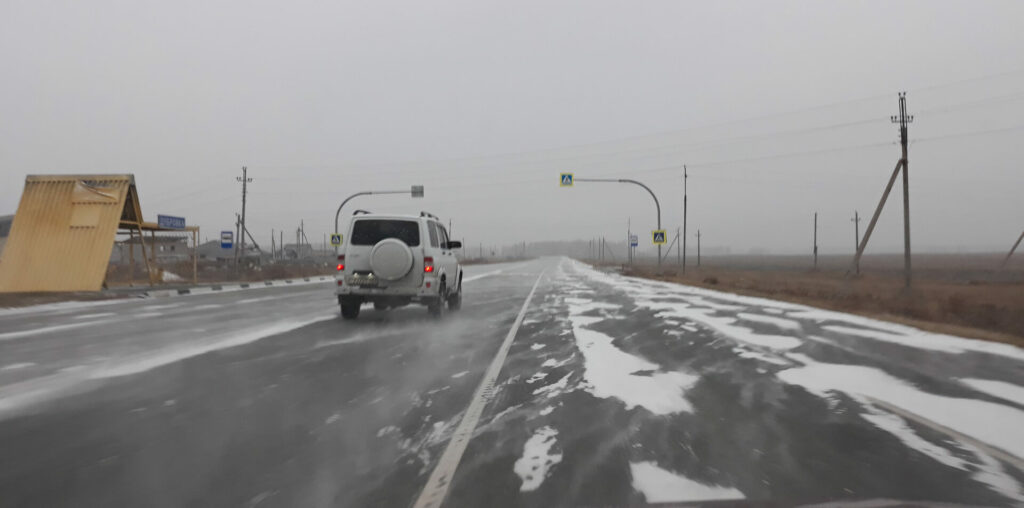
333 186 425 250
575 177 662 265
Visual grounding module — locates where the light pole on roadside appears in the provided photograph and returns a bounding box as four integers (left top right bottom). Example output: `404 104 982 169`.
563 175 662 266
333 186 425 249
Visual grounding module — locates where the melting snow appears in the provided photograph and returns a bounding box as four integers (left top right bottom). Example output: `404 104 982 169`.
777 357 1024 459
736 313 802 332
641 302 802 350
566 300 696 415
532 373 571 399
451 370 469 379
733 348 789 366
959 378 1024 406
514 426 562 491
630 461 744 503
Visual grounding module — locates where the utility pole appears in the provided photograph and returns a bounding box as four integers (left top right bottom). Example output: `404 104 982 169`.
271 229 276 260
896 92 913 289
813 212 818 269
696 229 702 267
627 218 631 265
852 92 914 289
279 230 283 260
234 213 241 265
851 211 861 274
676 227 681 266
235 167 251 266
682 166 688 273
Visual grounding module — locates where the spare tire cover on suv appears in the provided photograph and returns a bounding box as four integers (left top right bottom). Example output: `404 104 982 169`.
370 238 414 280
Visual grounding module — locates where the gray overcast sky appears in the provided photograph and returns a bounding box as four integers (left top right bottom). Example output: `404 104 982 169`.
2 0 1023 255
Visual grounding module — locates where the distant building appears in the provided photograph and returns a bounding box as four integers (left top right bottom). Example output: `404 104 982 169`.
282 243 314 260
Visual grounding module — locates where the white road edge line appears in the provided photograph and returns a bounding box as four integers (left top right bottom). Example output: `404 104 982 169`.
413 271 545 508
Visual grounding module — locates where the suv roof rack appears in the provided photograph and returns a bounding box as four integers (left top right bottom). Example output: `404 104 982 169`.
419 211 440 220
352 209 373 215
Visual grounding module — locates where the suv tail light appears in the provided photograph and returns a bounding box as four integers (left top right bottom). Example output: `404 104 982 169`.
423 256 434 273
337 255 345 271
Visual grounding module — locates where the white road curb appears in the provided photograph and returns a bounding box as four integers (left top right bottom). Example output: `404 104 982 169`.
143 276 333 299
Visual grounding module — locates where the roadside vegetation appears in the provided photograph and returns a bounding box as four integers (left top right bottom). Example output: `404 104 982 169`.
617 253 1024 347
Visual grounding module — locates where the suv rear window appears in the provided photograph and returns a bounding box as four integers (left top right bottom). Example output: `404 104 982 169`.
350 220 421 247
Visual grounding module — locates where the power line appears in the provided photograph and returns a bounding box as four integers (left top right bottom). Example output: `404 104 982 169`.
913 123 1024 144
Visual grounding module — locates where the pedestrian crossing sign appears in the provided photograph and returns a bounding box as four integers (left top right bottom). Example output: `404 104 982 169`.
652 230 667 245
331 233 343 246
559 173 574 187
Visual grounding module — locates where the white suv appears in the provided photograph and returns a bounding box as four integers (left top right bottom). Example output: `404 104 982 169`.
335 211 462 319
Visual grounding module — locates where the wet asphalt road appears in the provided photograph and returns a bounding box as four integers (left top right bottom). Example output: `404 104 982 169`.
0 257 1023 507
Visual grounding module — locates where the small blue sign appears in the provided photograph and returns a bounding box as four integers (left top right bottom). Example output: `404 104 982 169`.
630 235 638 247
652 230 667 245
559 173 574 187
221 230 233 249
157 214 186 230
330 233 342 246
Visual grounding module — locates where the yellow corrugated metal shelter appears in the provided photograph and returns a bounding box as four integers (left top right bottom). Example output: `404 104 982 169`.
0 174 196 292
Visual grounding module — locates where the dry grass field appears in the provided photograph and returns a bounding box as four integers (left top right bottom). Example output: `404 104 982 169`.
619 253 1024 347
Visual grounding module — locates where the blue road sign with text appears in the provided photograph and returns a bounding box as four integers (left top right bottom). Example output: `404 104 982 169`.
221 231 233 249
157 214 186 230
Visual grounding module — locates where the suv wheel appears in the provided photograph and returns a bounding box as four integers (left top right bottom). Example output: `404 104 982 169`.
340 297 361 320
447 276 462 311
427 281 446 318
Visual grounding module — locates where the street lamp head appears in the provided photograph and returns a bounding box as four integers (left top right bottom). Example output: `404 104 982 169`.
411 185 424 198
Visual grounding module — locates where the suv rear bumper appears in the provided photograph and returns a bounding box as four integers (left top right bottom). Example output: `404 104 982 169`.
335 276 437 299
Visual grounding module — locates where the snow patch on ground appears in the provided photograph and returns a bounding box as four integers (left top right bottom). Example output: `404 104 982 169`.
859 409 967 471
514 426 562 492
640 301 802 350
685 296 744 312
526 372 546 384
541 355 573 369
532 373 571 399
629 461 744 503
566 299 696 415
777 357 1024 459
959 378 1024 406
736 312 802 332
572 260 1024 362
451 370 469 379
732 348 789 366
530 343 546 351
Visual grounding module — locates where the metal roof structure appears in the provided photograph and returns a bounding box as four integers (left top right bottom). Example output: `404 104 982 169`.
0 174 197 292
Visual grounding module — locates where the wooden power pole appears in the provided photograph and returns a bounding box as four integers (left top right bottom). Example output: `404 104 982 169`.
852 93 913 288
813 212 818 269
